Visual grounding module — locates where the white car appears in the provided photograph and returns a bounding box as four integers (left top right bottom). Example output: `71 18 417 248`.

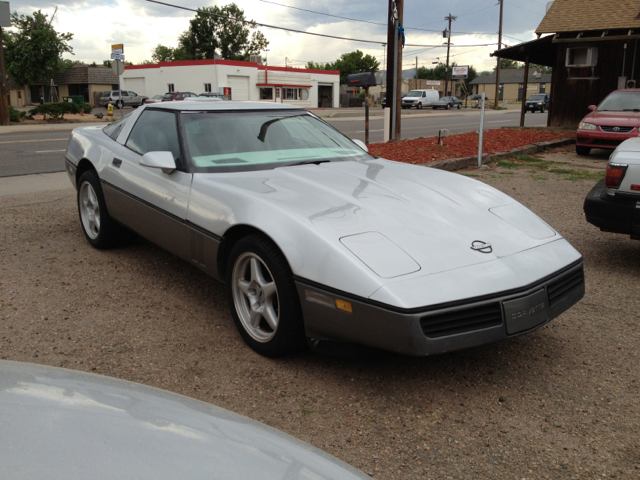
584 137 640 239
65 101 584 357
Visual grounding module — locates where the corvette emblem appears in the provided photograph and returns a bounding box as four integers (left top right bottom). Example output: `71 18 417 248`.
470 240 493 253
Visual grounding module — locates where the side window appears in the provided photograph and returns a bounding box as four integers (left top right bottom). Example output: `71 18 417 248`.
125 110 182 168
102 112 132 141
129 92 137 97
422 92 426 97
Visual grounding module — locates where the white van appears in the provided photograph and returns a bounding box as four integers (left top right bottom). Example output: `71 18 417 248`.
401 89 440 109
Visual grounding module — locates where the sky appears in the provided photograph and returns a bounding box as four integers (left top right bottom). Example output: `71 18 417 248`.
10 0 552 73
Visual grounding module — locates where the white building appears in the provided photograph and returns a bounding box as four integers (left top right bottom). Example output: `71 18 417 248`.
121 59 340 108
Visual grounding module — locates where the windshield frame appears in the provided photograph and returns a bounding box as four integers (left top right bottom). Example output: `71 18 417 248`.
178 109 373 173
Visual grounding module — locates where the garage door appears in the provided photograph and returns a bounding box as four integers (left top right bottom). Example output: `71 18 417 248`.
227 75 250 101
124 77 146 96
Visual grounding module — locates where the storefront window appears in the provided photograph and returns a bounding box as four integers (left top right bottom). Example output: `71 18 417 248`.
301 89 309 100
284 88 299 100
260 87 273 100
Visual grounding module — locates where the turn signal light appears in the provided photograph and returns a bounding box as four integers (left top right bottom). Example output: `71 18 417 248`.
604 163 628 188
335 299 353 313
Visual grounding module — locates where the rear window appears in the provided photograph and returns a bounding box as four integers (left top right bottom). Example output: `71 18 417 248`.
101 91 110 97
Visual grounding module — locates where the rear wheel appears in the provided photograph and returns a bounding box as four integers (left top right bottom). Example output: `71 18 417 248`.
446 104 451 110
116 100 123 109
576 145 591 156
226 234 305 357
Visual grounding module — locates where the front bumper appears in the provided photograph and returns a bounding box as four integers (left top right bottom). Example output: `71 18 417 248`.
584 179 640 237
576 128 637 150
296 260 584 356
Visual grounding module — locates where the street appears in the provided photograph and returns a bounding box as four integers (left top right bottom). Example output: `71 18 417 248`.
0 109 548 177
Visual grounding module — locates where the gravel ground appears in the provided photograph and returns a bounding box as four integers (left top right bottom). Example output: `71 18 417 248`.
1 146 639 479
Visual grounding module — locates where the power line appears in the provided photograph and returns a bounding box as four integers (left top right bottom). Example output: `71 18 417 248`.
145 0 497 48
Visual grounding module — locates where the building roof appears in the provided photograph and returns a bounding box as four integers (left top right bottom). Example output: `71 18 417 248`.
469 69 552 85
30 65 119 86
491 35 556 67
536 0 640 34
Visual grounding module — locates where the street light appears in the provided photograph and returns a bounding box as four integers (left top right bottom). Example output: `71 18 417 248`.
432 57 440 65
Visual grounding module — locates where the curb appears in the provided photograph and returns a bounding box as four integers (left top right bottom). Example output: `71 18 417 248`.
423 138 576 172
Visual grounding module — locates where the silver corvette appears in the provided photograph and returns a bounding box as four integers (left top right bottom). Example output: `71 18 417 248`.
65 102 585 357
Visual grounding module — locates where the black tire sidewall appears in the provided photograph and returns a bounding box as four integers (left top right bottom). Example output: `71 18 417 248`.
225 234 305 357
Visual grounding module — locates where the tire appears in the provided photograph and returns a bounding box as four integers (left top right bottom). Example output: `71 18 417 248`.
417 103 422 109
116 100 123 109
576 145 591 156
446 104 451 110
77 170 132 248
540 106 545 113
457 104 461 109
226 234 305 357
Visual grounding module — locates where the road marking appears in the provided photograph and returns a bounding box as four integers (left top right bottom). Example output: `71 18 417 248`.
35 149 67 153
356 129 384 133
487 120 513 124
0 138 67 144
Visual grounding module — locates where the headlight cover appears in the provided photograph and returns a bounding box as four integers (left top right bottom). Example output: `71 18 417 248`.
579 122 597 131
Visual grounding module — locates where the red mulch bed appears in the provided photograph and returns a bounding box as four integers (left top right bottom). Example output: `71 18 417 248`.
367 129 574 164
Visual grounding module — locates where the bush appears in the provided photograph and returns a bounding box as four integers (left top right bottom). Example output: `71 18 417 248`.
80 103 92 114
29 102 82 120
9 106 26 122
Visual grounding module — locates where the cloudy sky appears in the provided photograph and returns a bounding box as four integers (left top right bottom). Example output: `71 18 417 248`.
11 0 551 72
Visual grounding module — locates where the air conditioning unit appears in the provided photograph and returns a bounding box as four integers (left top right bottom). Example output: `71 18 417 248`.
250 55 263 65
627 79 637 88
565 47 598 67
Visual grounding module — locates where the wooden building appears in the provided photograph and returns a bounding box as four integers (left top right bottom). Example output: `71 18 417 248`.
469 69 552 102
27 65 119 106
494 0 640 127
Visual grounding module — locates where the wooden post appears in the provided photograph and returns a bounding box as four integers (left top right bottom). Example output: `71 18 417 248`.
493 0 504 109
365 86 370 145
520 55 530 127
385 0 396 141
394 0 403 141
0 26 11 126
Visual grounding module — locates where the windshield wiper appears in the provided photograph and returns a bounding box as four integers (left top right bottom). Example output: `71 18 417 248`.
285 159 332 167
623 109 640 112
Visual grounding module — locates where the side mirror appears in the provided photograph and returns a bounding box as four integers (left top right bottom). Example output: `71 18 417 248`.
352 139 369 152
588 105 597 111
140 151 176 174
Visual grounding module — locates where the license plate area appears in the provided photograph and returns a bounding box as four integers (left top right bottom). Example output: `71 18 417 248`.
503 289 549 335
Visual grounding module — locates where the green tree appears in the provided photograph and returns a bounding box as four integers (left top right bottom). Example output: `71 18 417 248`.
57 58 83 71
178 3 268 61
305 61 334 70
4 10 74 85
150 44 189 63
331 50 379 85
519 63 552 74
494 58 520 70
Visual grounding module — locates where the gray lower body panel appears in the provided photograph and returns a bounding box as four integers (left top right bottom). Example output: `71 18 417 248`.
295 261 584 356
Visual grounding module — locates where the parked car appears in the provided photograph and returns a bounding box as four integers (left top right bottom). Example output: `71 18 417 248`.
144 94 164 104
99 90 149 108
65 101 584 357
0 360 369 479
199 92 231 100
401 89 440 109
467 94 483 101
380 93 407 108
431 96 463 110
576 89 640 155
161 92 199 101
525 93 550 113
583 137 640 240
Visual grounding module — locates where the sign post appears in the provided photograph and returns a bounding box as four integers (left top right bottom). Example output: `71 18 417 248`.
111 44 124 116
478 92 486 167
0 2 12 126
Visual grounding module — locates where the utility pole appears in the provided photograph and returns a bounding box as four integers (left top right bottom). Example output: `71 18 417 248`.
0 26 9 126
385 0 397 141
493 0 504 109
394 0 403 141
415 56 418 84
444 14 456 97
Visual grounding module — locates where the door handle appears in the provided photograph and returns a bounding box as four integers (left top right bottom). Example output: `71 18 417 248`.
112 158 122 168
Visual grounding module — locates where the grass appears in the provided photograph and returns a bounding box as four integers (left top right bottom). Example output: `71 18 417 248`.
494 154 605 182
301 407 312 416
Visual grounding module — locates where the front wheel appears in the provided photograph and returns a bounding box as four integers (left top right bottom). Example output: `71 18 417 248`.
457 104 461 109
227 234 305 357
540 106 545 113
417 103 422 109
576 145 591 156
77 170 131 248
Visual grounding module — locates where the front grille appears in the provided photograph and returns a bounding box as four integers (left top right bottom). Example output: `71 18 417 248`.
420 303 502 338
593 139 623 147
547 268 584 307
600 126 635 133
577 137 589 143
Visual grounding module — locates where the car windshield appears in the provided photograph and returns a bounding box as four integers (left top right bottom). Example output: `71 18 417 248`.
529 95 546 101
406 91 423 97
597 91 640 112
152 95 162 99
182 111 371 172
163 93 174 99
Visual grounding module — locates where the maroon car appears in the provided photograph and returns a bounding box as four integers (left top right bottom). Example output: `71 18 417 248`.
161 92 198 101
576 89 640 155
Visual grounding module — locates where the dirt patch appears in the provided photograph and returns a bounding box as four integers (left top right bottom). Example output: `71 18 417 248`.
1 149 639 479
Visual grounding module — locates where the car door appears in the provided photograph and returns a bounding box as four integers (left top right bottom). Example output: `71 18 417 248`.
102 109 192 260
128 91 140 105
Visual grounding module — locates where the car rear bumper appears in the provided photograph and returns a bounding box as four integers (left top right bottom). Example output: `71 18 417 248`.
295 260 584 356
584 179 640 236
576 128 638 150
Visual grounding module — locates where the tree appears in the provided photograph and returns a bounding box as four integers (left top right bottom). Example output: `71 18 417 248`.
4 10 74 85
494 58 520 70
520 63 552 74
150 44 189 63
177 3 268 61
305 61 334 70
331 50 379 85
57 58 83 71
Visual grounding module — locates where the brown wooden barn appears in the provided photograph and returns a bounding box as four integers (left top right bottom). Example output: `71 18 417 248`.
493 0 640 127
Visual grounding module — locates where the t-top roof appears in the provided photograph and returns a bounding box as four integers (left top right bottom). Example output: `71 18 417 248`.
536 0 640 34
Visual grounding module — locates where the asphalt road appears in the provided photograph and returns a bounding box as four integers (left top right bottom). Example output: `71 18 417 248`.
0 110 548 177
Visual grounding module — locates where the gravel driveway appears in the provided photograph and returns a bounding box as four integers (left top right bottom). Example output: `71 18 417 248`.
1 146 639 479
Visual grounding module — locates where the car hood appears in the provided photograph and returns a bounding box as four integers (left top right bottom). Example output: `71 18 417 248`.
0 361 369 480
581 110 640 126
200 158 558 280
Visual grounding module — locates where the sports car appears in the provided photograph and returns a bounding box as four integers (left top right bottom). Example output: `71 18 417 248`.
65 101 585 357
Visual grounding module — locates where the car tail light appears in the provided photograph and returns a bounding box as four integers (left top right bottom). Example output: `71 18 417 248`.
631 185 640 191
604 163 628 188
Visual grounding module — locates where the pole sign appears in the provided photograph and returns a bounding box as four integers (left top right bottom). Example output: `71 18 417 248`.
0 2 11 27
111 53 125 61
111 44 124 55
426 80 441 86
452 65 469 80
